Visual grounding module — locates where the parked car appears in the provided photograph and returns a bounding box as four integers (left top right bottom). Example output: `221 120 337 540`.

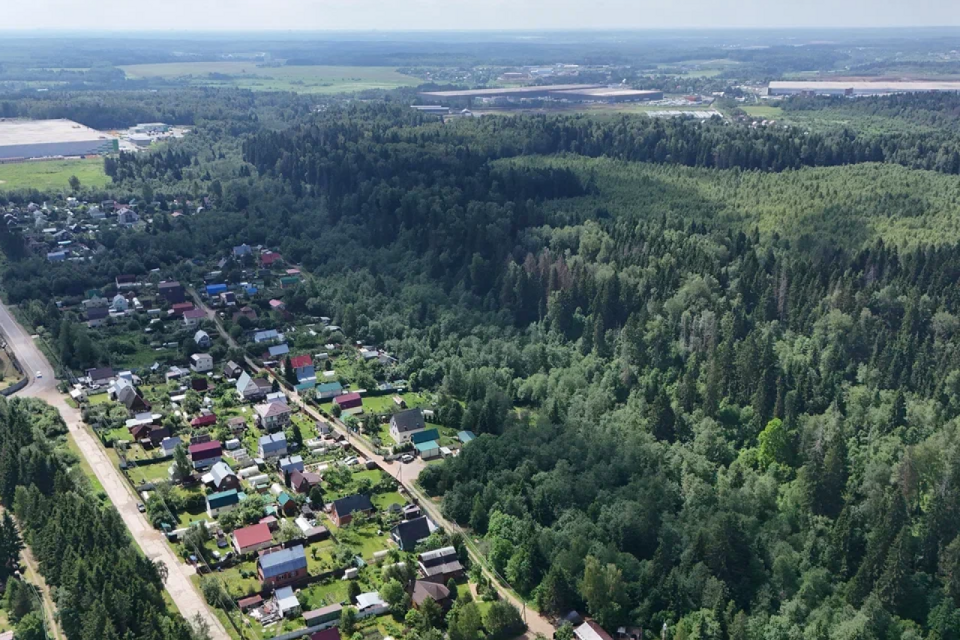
400 454 414 464
136 502 146 513
35 371 42 379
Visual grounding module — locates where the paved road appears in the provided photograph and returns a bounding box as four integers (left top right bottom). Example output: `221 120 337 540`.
0 303 231 640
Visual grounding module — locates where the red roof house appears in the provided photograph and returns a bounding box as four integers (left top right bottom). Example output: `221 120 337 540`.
233 523 274 555
311 628 341 640
171 302 195 316
333 392 362 411
190 413 218 428
289 355 312 369
188 440 222 467
260 251 282 267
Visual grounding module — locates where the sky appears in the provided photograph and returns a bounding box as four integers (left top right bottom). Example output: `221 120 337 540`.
3 0 958 31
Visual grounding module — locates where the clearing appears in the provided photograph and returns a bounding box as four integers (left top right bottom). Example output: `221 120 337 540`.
0 158 108 191
119 63 420 94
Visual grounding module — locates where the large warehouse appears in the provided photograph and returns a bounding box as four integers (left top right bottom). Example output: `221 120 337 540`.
549 87 664 103
0 119 119 161
419 84 663 104
768 80 960 97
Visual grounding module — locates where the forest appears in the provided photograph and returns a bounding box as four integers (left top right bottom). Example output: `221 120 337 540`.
4 88 960 640
0 397 207 640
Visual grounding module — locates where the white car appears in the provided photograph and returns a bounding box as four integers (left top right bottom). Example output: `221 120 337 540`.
35 371 42 379
400 454 414 464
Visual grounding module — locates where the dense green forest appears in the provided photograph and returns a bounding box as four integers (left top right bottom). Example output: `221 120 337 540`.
6 89 960 640
0 397 205 640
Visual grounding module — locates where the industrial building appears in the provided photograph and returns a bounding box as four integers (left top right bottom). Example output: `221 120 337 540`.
0 119 119 161
549 87 663 103
768 81 960 97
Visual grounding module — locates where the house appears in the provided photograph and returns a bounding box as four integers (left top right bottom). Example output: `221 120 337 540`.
330 494 374 527
278 492 299 517
418 546 463 583
391 516 432 552
334 392 362 412
233 243 252 257
205 461 240 491
158 281 185 304
86 306 109 327
117 208 139 226
296 380 317 394
223 361 243 379
575 621 614 640
253 329 281 344
194 330 212 348
110 378 151 416
266 391 287 404
188 440 222 469
288 355 315 381
316 381 343 399
279 455 304 475
130 423 170 446
355 592 388 616
47 250 67 262
290 470 321 494
160 436 182 457
304 605 343 629
258 545 308 588
183 309 206 327
227 416 248 436
255 402 291 432
411 429 439 446
412 580 453 611
116 274 139 290
111 294 129 312
219 291 236 306
268 343 290 358
205 283 227 297
233 522 274 555
258 433 287 459
275 586 301 618
86 366 116 386
191 377 209 393
458 431 476 444
190 413 218 429
260 251 282 267
237 372 271 401
238 595 263 612
269 299 286 311
403 504 422 520
416 440 441 460
389 408 426 443
280 276 300 289
171 302 195 316
190 353 214 373
233 306 258 323
206 488 240 517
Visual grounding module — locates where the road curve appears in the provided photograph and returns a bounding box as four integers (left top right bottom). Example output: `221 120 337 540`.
0 302 231 640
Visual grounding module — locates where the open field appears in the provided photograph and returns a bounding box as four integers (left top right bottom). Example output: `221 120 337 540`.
119 62 420 94
0 158 108 191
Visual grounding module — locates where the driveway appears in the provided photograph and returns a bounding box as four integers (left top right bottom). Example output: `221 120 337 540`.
0 302 231 640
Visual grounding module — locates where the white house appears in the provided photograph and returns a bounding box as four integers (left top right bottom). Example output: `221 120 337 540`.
190 353 214 373
111 294 129 312
194 330 212 348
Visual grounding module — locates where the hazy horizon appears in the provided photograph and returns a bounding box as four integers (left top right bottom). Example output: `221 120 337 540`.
5 0 959 32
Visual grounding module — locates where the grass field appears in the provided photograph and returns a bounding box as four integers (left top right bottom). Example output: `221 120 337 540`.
120 62 420 94
740 105 784 119
0 158 108 191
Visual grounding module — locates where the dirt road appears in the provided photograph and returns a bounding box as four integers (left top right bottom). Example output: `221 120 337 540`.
0 302 231 640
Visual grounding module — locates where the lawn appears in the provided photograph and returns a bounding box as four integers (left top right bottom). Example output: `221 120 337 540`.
0 158 109 191
299 578 351 610
126 460 172 485
213 560 261 598
87 392 111 405
63 431 105 495
177 504 211 529
372 491 405 512
331 521 392 560
119 62 421 94
741 105 784 119
304 539 339 575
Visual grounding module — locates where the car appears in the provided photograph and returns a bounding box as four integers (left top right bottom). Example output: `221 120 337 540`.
400 454 414 464
136 502 146 513
35 371 42 379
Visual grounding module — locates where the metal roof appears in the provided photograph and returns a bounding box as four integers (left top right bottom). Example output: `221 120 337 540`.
259 545 307 577
0 119 114 145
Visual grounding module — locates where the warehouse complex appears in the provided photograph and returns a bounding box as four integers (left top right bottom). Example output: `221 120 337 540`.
419 84 663 104
768 81 960 97
0 119 119 161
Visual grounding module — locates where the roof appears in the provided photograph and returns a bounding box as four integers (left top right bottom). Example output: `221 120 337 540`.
234 523 273 550
86 366 115 381
280 455 303 469
392 516 431 549
254 329 279 342
391 408 425 433
412 580 451 605
576 621 614 640
206 489 239 509
416 440 440 453
160 436 182 451
276 586 299 612
259 545 307 578
768 80 960 93
332 494 374 518
191 413 218 427
0 118 114 146
183 309 206 319
458 430 476 443
419 83 605 98
259 432 287 451
419 546 457 564
411 428 439 445
290 354 312 369
256 402 290 419
158 281 181 289
334 392 362 405
269 344 290 357
317 381 343 393
209 461 236 487
189 440 222 457
356 592 385 610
